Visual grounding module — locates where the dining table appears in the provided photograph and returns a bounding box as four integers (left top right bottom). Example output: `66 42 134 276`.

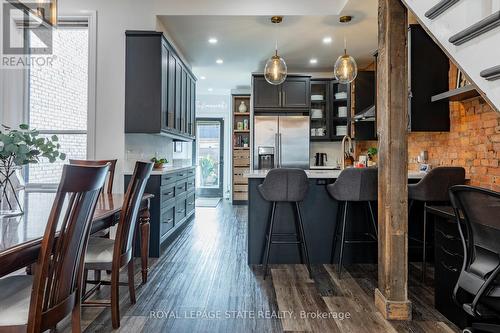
0 191 153 283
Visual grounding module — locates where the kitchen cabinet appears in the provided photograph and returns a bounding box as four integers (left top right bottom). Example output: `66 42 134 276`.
125 31 196 140
352 71 377 140
252 74 311 110
126 167 196 257
409 24 450 132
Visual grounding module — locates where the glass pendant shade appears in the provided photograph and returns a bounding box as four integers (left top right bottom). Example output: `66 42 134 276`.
264 52 287 85
334 53 358 84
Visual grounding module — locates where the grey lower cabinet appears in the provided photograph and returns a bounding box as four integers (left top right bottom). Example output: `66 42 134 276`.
125 166 196 258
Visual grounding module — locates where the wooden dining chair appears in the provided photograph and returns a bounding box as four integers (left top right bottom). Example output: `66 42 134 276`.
82 161 153 329
69 159 117 194
0 164 109 333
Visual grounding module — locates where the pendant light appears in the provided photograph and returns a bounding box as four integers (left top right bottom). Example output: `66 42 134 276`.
35 0 58 26
334 16 357 84
264 16 287 85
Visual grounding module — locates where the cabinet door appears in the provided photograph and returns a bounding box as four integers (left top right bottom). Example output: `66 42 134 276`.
175 61 182 131
161 43 168 130
186 75 191 135
167 51 176 129
253 76 281 108
181 69 187 133
191 80 196 136
282 77 310 108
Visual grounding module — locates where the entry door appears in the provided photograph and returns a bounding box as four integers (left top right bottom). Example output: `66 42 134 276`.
196 118 224 197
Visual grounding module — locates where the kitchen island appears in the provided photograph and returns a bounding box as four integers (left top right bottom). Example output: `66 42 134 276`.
246 169 425 265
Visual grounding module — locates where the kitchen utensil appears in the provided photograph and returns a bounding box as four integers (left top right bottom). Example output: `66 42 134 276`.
315 153 328 166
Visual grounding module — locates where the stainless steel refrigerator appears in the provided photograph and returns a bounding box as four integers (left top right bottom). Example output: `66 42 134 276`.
253 115 310 169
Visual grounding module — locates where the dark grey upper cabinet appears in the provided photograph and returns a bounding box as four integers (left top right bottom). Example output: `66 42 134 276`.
125 31 196 140
409 24 450 132
253 76 281 108
252 75 311 110
282 77 310 108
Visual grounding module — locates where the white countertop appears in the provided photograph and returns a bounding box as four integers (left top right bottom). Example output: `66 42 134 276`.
244 169 426 180
124 165 194 176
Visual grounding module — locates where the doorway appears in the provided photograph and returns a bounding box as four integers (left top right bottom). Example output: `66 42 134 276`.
196 118 224 198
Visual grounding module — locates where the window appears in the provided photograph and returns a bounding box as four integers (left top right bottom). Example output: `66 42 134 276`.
27 20 89 185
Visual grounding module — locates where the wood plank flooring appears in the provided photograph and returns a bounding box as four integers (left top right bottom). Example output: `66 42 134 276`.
59 202 459 333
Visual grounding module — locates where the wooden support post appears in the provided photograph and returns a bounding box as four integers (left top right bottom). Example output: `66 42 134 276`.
375 0 412 321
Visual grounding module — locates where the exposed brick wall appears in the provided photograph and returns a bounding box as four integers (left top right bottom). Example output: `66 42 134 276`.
355 63 500 192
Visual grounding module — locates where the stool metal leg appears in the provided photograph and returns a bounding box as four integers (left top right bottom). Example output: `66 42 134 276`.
331 201 344 264
368 201 378 238
422 201 427 283
338 201 349 277
295 202 312 278
263 202 277 280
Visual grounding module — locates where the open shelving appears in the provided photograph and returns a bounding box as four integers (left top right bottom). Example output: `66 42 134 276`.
231 94 251 204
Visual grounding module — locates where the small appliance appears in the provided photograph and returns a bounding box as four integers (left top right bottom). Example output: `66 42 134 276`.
315 153 328 167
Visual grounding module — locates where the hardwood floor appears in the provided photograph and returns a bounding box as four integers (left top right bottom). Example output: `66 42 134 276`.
61 202 460 332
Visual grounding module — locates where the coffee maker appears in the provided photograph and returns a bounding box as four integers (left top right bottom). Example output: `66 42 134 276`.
258 146 275 170
314 153 328 167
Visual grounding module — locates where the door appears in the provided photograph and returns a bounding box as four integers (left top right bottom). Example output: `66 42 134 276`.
253 76 281 108
253 116 279 169
281 77 310 108
196 118 224 197
278 116 310 169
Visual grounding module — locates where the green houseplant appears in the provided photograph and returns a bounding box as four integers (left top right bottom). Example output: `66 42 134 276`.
199 155 216 186
0 124 66 216
150 157 168 169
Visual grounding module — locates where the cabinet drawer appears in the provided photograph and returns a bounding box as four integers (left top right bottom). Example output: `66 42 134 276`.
161 173 177 185
187 168 195 177
233 157 250 167
160 206 175 236
233 185 248 192
186 193 195 215
233 150 250 158
175 199 187 221
186 176 195 192
234 192 248 201
160 183 176 203
175 181 187 196
233 167 249 184
176 170 189 180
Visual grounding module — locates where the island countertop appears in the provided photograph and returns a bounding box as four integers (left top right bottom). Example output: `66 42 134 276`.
244 169 426 180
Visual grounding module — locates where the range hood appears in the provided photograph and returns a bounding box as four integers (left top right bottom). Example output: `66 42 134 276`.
353 105 375 122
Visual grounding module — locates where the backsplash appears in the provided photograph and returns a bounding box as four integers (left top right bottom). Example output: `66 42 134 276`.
310 142 343 168
125 134 193 170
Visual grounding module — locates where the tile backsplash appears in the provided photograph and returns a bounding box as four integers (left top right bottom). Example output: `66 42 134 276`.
310 142 343 168
125 134 192 170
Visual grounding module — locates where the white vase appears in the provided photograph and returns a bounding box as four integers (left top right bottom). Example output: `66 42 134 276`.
238 101 247 113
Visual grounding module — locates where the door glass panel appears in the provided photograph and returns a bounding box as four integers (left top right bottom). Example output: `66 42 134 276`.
196 121 222 196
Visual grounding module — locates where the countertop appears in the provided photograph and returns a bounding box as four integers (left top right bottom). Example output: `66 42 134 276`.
244 169 426 179
124 165 195 176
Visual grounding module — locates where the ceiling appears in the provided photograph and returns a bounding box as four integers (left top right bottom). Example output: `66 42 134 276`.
158 1 377 94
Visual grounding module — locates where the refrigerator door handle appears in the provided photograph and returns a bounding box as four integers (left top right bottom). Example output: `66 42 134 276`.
279 133 283 168
275 133 279 168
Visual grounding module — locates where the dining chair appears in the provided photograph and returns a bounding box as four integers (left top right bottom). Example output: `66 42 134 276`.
82 161 153 329
0 164 109 333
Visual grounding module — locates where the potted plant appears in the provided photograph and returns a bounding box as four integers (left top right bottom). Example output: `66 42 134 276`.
367 147 378 166
199 155 216 186
150 157 168 170
0 124 66 216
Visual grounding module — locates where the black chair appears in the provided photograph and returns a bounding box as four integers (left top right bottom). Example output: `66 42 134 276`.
449 185 500 333
327 167 378 277
259 168 311 280
409 166 465 281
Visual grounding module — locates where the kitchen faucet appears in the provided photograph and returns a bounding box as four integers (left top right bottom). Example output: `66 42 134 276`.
341 135 353 170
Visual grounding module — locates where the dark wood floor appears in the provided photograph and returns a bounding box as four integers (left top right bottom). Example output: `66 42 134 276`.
60 202 459 333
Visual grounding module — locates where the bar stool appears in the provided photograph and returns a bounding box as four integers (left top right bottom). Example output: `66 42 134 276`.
327 167 378 277
408 166 465 282
259 168 311 280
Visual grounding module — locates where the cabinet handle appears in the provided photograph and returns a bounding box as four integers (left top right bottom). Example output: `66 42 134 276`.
163 218 173 224
163 191 174 196
177 209 185 213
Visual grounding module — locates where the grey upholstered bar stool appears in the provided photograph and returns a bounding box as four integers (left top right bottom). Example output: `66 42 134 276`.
408 166 465 282
259 168 311 280
327 167 378 277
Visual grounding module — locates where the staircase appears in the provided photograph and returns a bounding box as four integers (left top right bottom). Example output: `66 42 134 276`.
401 0 500 112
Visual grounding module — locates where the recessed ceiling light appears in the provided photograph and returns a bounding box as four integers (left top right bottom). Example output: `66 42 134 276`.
310 58 318 64
200 76 206 80
322 36 332 44
208 38 218 44
216 59 223 64
208 88 213 92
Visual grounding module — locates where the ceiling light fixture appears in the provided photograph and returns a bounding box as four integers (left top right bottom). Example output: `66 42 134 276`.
33 0 58 26
264 16 287 85
216 59 223 64
333 16 357 84
208 37 218 44
310 59 318 64
200 76 206 80
208 88 213 92
322 37 332 44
